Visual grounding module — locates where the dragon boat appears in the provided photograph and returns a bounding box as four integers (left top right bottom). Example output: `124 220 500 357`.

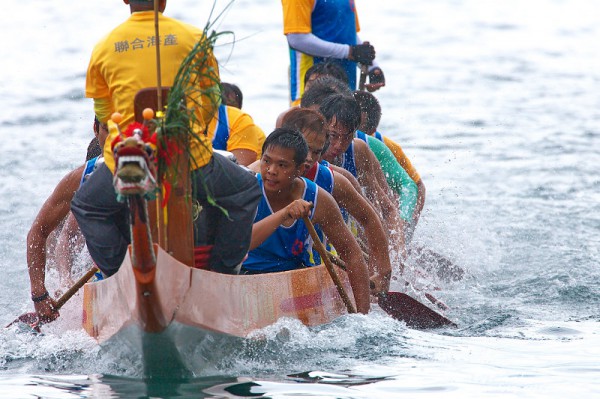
77 85 356 377
74 22 454 376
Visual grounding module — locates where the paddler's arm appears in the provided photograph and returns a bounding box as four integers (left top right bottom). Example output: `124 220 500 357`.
313 187 370 314
27 166 84 321
249 199 313 250
354 140 407 262
53 212 83 289
330 164 363 194
331 172 391 294
412 179 426 230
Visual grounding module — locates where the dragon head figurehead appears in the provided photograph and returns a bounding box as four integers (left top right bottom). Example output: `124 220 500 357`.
111 114 158 200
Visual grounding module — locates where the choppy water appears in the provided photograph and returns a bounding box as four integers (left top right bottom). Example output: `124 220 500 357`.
1 0 599 397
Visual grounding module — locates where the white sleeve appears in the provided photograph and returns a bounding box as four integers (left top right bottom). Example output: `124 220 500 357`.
287 33 350 59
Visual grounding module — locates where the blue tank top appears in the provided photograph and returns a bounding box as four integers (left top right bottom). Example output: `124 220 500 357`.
355 130 368 144
80 156 102 186
341 140 358 178
308 161 338 264
243 175 319 273
357 130 384 143
212 104 230 151
311 0 359 89
313 162 334 194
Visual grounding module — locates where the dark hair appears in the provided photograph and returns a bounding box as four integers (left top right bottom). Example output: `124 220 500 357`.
318 93 362 133
221 82 243 109
281 108 330 155
86 137 102 161
304 61 349 87
353 91 382 132
300 76 352 109
262 128 308 166
281 108 326 138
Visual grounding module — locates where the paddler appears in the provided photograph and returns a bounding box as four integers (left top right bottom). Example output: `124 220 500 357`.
300 86 407 259
354 90 426 243
241 128 371 314
279 107 393 294
27 118 108 323
206 84 266 166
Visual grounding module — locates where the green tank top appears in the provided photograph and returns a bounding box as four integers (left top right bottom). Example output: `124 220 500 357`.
357 132 418 222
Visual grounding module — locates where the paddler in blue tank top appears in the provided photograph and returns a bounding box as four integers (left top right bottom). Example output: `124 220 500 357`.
301 89 407 260
279 107 395 292
242 128 371 314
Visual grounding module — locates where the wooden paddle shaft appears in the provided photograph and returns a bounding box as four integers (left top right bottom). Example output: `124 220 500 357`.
55 267 98 309
358 63 369 91
302 216 357 314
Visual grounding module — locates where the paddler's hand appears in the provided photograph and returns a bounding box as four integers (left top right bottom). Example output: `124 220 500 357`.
365 67 385 92
369 270 391 296
33 295 60 324
283 200 313 223
349 42 376 65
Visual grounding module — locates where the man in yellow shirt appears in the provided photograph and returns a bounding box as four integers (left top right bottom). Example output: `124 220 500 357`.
207 86 266 166
221 82 243 109
72 0 260 277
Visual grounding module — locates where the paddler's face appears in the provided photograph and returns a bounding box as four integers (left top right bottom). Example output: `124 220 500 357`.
323 118 354 162
260 146 303 193
302 130 327 171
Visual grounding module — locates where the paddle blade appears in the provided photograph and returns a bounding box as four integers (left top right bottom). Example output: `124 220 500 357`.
378 292 457 329
5 313 41 333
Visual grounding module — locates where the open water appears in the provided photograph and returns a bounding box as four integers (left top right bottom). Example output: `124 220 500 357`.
1 0 599 397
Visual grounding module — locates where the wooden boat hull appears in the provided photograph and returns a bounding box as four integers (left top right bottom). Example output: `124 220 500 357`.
82 244 353 342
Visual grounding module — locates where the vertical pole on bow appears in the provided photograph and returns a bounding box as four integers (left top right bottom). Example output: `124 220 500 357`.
150 0 194 267
152 0 167 249
154 0 163 113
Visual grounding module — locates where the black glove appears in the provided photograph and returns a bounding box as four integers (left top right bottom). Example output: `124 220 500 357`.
368 67 385 85
349 43 375 65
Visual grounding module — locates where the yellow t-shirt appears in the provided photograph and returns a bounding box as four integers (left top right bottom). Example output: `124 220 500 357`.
381 136 421 184
86 11 219 172
207 105 266 160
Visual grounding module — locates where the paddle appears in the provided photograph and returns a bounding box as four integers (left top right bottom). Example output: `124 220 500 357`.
302 216 357 314
6 267 98 331
358 63 369 91
327 252 455 328
378 291 457 329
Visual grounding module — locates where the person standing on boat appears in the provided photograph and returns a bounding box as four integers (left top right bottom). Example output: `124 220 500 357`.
282 0 385 105
279 107 392 294
72 0 261 278
242 128 371 313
